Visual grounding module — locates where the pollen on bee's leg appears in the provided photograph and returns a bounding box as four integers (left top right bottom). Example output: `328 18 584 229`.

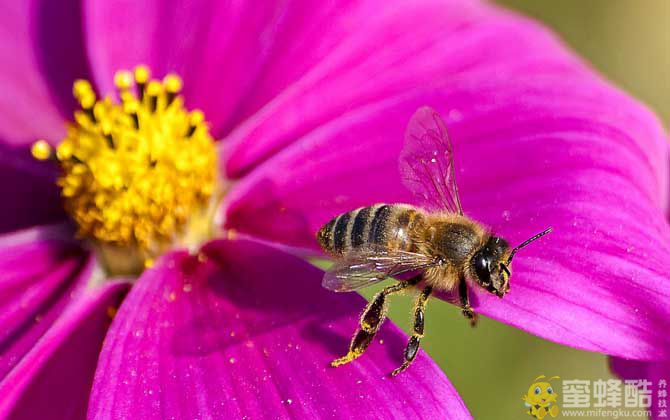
331 353 361 367
331 350 363 367
331 329 375 367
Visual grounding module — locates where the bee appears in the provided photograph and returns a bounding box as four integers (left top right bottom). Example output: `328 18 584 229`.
523 376 560 419
317 106 551 376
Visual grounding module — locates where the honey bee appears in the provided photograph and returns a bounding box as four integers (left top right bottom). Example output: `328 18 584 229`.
317 106 551 376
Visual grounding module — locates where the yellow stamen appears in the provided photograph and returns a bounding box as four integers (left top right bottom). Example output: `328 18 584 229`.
163 74 183 94
134 65 150 84
73 79 96 109
190 110 204 125
114 70 134 91
146 80 162 96
73 79 94 99
31 139 52 161
32 66 220 276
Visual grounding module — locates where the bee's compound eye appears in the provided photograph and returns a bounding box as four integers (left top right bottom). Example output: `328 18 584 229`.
547 387 553 394
534 387 541 395
473 251 492 284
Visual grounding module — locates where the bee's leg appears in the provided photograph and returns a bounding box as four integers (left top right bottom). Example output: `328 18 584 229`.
391 285 432 376
459 276 478 327
331 275 421 368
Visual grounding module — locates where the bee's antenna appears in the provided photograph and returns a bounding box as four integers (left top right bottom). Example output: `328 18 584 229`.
507 227 553 264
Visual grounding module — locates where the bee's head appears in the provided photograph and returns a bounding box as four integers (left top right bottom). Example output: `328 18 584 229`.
471 236 511 298
471 227 553 298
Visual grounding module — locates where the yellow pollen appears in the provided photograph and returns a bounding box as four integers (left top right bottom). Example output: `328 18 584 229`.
73 80 96 109
146 80 162 97
134 65 150 84
114 71 133 90
190 110 204 125
32 65 220 275
31 139 53 161
163 74 183 93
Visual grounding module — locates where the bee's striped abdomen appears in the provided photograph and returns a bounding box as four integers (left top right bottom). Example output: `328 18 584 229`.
368 205 392 246
317 204 424 255
350 206 372 247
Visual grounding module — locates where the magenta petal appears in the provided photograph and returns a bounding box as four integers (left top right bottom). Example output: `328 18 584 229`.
221 1 589 177
84 0 294 136
0 281 128 420
89 239 470 419
0 0 89 146
0 225 91 380
225 77 669 359
610 358 670 420
0 146 66 234
611 358 669 383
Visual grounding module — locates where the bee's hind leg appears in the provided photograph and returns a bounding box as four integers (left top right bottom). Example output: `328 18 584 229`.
459 277 478 327
331 275 421 368
391 285 432 376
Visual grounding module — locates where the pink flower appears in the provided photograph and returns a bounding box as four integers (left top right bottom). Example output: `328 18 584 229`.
611 359 670 419
610 163 670 420
0 0 668 419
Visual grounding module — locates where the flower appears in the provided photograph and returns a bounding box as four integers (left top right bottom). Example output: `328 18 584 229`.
0 1 668 420
610 359 669 419
609 161 670 420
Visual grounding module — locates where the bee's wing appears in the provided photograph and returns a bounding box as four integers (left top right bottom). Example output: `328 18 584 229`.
322 248 437 292
399 106 463 215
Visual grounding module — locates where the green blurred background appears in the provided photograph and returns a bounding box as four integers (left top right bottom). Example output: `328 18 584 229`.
365 1 668 419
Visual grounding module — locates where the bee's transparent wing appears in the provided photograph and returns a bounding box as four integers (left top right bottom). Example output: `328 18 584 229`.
399 106 463 214
322 248 437 292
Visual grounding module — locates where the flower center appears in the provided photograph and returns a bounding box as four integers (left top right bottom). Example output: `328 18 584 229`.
32 66 220 276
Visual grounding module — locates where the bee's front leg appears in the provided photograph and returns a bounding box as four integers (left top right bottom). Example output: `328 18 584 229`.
459 277 478 327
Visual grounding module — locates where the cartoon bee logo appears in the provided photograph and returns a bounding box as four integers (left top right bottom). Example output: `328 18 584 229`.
523 375 560 419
